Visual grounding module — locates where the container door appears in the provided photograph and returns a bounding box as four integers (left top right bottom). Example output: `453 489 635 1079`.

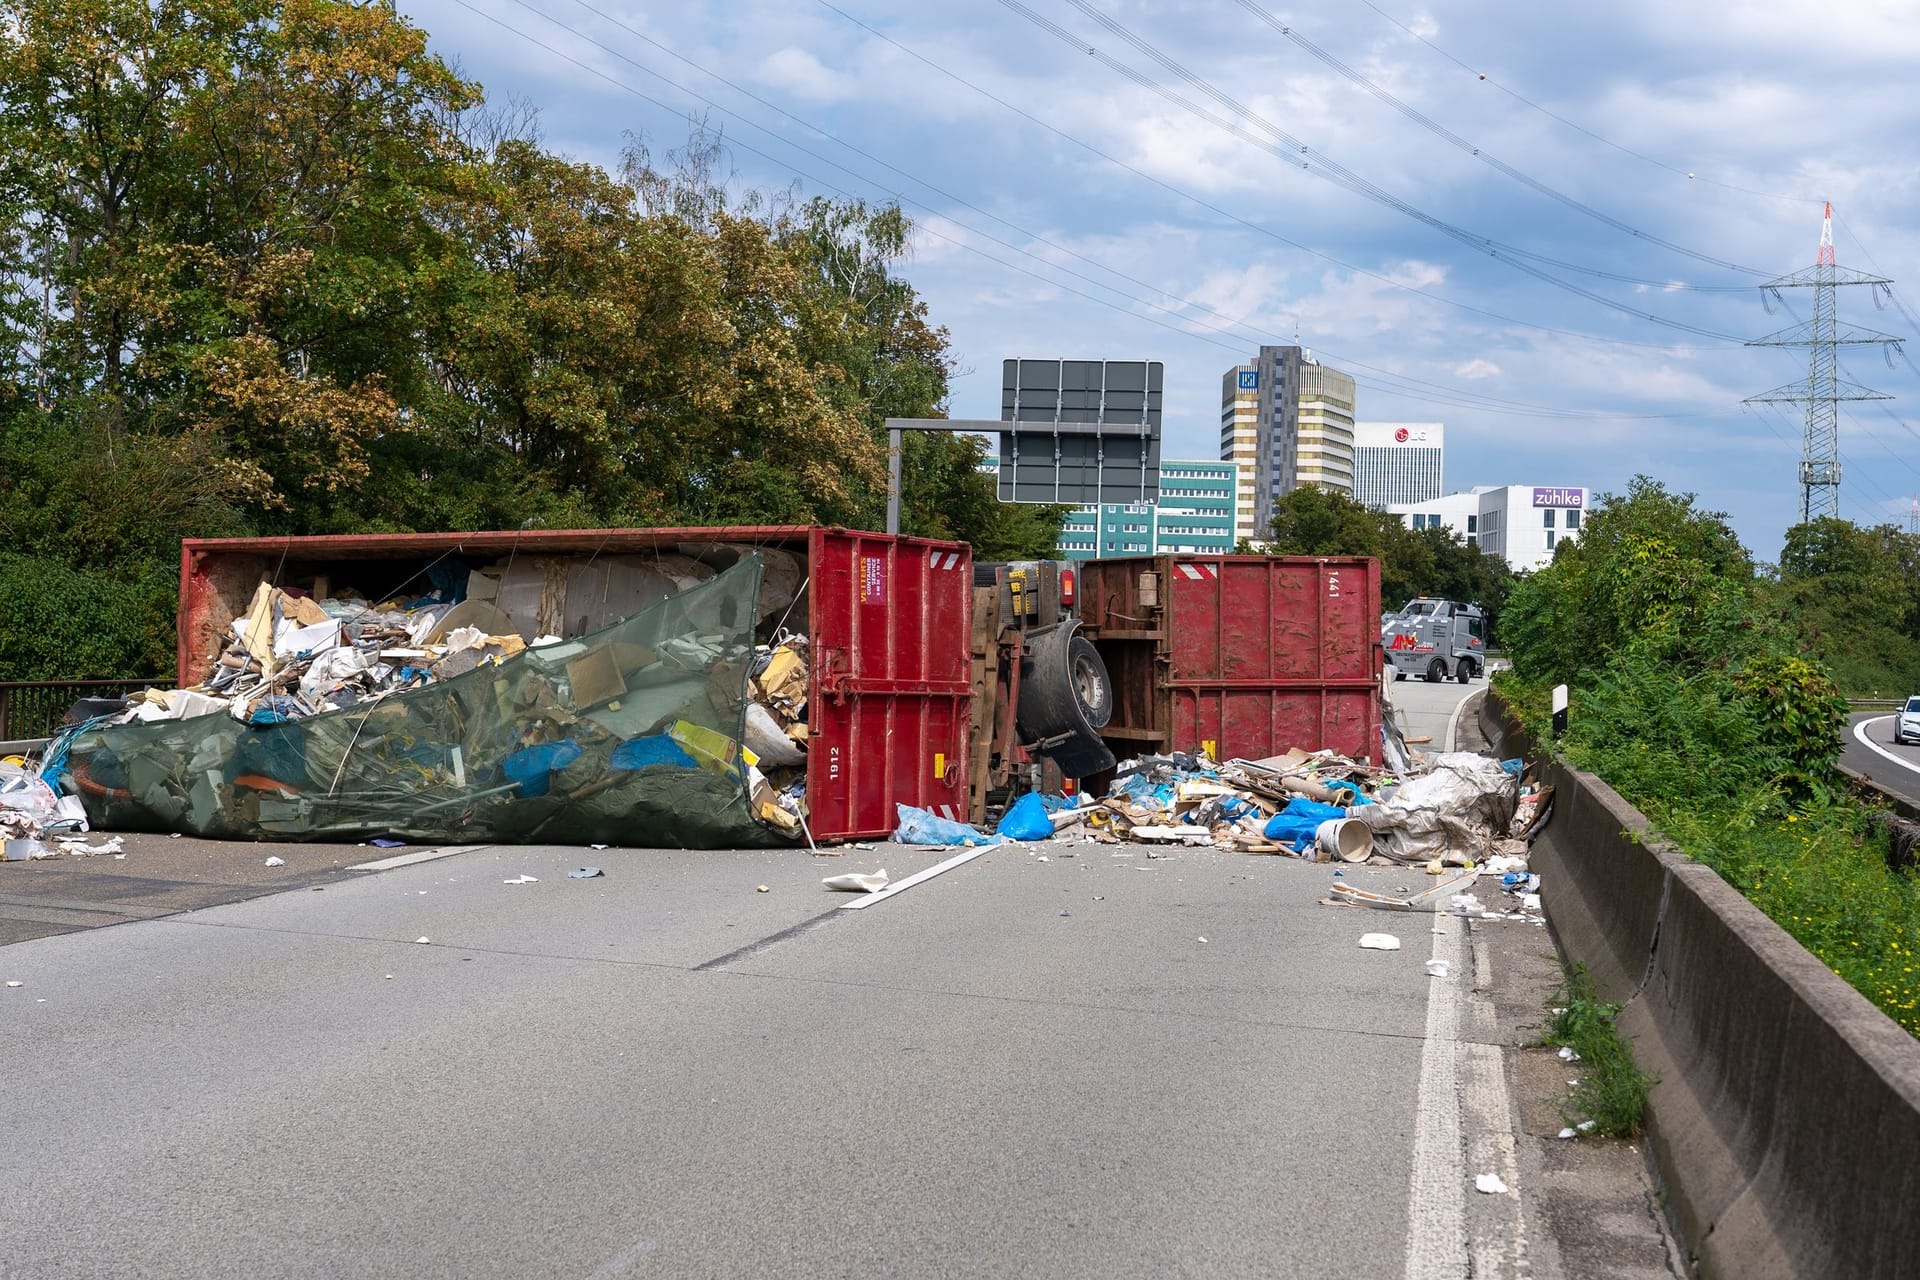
806 531 972 841
1166 556 1382 763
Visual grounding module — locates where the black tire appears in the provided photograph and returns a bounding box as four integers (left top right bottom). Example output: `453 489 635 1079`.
1456 659 1476 684
1425 659 1446 683
1017 624 1112 738
1394 671 1407 682
1066 634 1112 729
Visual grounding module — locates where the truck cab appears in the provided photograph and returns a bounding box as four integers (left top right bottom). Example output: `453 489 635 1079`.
1382 598 1486 684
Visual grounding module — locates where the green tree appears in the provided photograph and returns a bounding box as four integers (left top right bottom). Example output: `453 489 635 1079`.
1769 517 1920 695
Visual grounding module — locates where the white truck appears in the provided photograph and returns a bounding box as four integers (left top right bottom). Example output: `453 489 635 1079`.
1382 598 1487 684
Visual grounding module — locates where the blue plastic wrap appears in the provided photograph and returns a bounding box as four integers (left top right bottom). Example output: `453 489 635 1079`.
1263 797 1349 849
895 803 1002 847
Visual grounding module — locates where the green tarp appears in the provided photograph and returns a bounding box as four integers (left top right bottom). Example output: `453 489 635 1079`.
58 555 790 847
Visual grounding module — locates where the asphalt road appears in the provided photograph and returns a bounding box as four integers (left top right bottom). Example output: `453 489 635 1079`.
3 681 1503 1280
1841 710 1920 809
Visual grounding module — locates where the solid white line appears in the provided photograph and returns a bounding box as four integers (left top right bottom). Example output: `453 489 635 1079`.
838 845 991 910
1404 912 1468 1280
1445 687 1483 754
1852 717 1920 779
347 844 487 872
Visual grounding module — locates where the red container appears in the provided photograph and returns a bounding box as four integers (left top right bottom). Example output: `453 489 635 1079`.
1076 555 1382 764
177 526 972 843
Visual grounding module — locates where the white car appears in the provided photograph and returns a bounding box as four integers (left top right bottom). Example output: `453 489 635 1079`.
1897 696 1920 746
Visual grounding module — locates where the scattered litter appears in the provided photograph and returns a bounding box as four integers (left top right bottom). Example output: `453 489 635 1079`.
1358 933 1402 951
503 875 539 884
822 869 888 893
894 804 1000 847
1059 909 1072 917
1558 1046 1581 1061
1036 855 1050 862
568 867 605 879
1425 959 1451 977
1197 936 1208 944
370 837 407 849
414 937 430 944
1448 893 1488 917
1475 1173 1510 1195
756 884 770 893
169 832 182 838
263 856 285 867
1557 1128 1577 1139
385 974 394 980
1578 1120 1596 1132
590 844 610 851
4 981 21 988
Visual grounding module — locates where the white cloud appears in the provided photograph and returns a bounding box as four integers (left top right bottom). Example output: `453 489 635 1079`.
1454 358 1501 379
757 47 850 104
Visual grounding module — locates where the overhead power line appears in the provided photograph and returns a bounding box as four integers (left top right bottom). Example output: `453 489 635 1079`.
447 0 1713 423
1220 0 1767 281
1352 0 1824 208
997 0 1747 342
810 0 1729 355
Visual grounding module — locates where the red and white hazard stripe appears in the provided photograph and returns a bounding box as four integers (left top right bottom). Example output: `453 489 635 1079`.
927 550 961 570
1177 563 1220 580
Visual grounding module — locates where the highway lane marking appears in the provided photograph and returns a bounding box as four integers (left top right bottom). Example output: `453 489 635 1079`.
347 844 488 872
1852 717 1920 779
584 1238 658 1279
837 845 991 910
1445 688 1483 753
1404 911 1468 1280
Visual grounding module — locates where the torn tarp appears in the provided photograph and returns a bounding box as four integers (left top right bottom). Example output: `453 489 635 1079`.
50 556 794 848
1346 752 1518 865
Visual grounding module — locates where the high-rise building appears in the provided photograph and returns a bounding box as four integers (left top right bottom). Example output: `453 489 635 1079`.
1221 346 1356 538
1353 423 1444 508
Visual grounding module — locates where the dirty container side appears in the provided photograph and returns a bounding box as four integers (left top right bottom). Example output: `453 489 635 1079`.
1158 555 1382 764
804 531 971 842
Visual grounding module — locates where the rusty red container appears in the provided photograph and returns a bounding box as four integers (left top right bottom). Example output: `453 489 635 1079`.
1076 554 1382 764
177 526 972 843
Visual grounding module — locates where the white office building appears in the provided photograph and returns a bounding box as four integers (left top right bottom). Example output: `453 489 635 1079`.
1354 423 1444 508
1390 485 1589 573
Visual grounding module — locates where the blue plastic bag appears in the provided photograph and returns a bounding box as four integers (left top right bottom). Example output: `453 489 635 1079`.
894 803 1002 847
502 740 583 798
996 792 1054 841
610 735 698 772
1263 796 1348 849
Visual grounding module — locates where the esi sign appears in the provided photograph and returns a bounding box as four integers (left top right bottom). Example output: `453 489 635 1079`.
1532 487 1584 509
1237 369 1259 391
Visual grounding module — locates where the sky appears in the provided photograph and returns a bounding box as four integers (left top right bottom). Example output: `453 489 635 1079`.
396 0 1920 561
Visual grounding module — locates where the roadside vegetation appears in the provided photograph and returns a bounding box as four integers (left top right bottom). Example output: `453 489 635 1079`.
1496 477 1920 1036
0 0 1069 681
1544 962 1653 1138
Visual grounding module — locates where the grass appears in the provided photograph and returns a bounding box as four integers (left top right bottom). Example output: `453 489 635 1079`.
1543 961 1654 1138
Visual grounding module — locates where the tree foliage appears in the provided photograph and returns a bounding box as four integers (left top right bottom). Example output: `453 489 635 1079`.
1768 517 1920 696
0 3 1015 677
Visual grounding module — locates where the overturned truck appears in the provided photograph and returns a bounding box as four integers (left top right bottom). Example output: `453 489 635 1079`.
57 528 978 846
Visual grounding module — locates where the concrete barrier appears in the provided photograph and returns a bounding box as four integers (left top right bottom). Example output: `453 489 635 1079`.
1481 691 1920 1279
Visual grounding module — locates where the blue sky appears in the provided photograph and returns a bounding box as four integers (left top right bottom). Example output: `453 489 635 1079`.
397 0 1920 561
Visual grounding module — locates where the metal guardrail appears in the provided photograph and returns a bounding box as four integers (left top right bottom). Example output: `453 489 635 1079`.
1848 699 1905 711
0 679 161 742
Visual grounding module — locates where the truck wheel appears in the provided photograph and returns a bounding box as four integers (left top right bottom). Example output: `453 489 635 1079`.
1066 634 1112 729
1425 659 1446 683
1456 659 1476 684
1393 672 1407 682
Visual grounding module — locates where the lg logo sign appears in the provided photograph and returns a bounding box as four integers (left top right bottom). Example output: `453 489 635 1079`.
1394 428 1409 442
1393 428 1430 444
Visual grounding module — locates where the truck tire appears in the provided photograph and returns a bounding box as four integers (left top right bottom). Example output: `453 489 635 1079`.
1425 659 1446 683
1456 659 1476 684
1016 623 1115 758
